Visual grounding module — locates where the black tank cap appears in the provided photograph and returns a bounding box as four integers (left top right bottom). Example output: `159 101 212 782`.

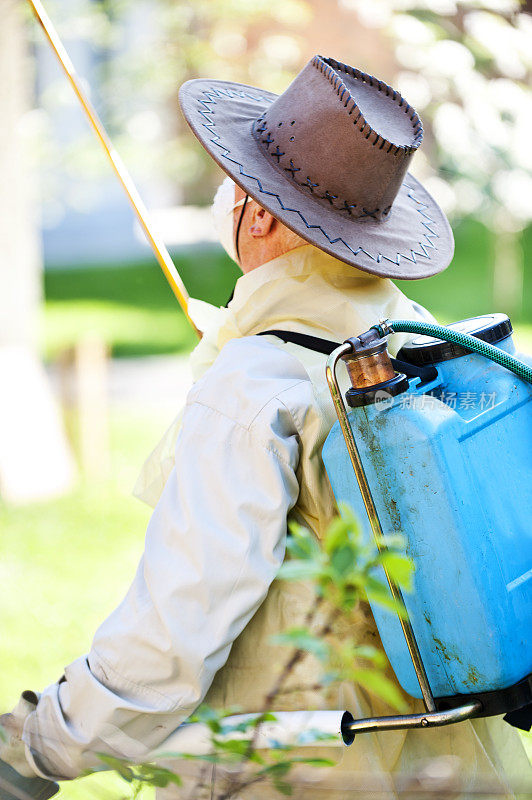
397 313 513 366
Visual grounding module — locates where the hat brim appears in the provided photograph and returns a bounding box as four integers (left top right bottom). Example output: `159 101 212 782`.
179 78 454 280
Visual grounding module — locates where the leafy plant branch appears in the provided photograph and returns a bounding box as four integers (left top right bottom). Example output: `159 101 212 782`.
94 503 413 799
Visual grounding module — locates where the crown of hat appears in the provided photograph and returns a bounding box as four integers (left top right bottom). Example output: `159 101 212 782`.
252 55 423 222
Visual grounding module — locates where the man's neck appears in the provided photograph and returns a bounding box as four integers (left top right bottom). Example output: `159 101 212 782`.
239 232 307 274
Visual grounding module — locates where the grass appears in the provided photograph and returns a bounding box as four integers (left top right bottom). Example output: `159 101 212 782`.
0 411 161 799
42 249 240 360
42 220 532 361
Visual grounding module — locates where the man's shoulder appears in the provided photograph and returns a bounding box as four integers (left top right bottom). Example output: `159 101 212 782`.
187 336 314 432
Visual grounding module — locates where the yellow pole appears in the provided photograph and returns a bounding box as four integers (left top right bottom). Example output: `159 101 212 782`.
26 0 201 339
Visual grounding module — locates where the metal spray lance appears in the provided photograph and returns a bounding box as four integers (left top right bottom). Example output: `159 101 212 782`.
26 0 202 340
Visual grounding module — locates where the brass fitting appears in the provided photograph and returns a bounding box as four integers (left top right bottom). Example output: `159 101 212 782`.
341 328 408 408
342 329 395 390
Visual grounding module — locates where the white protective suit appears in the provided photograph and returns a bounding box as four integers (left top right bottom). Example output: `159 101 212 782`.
19 245 531 797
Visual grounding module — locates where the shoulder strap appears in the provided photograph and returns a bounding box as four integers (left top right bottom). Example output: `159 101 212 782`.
257 329 339 355
257 329 438 383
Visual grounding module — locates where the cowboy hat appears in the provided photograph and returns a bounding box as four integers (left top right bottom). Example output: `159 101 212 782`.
178 55 454 279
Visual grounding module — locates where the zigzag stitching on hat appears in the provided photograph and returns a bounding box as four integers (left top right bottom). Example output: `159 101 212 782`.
197 88 438 267
312 55 423 155
254 120 388 220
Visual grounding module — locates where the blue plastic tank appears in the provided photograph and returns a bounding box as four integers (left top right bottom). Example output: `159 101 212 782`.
322 314 532 699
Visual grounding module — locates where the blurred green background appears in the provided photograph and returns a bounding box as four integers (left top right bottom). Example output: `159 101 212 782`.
0 412 157 799
42 219 532 363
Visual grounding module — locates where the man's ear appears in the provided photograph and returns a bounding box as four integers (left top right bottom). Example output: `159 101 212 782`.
249 205 275 238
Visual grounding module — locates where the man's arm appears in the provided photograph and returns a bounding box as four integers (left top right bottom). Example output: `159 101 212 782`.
19 338 306 781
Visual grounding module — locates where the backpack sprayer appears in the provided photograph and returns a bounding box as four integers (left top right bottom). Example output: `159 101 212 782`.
323 314 532 741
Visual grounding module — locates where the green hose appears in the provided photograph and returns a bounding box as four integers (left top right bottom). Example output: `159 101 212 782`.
372 319 532 386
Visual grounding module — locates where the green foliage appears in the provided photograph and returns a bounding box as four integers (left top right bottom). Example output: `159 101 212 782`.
34 0 311 207
98 754 183 791
350 1 532 229
275 503 412 714
188 705 276 739
280 502 413 616
77 502 413 797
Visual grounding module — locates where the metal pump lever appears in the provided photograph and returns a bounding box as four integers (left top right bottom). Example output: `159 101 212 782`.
340 703 482 744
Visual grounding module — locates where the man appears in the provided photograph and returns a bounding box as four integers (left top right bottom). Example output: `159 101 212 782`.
2 55 530 797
